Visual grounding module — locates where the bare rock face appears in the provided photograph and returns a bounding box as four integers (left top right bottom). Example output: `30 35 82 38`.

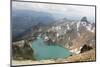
12 40 35 60
80 44 93 53
68 31 95 54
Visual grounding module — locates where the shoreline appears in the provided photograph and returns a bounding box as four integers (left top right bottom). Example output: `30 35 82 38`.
12 49 95 66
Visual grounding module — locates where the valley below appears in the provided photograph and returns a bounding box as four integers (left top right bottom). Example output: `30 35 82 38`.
12 17 96 66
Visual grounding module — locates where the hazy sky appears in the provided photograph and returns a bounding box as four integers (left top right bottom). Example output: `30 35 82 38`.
12 1 95 22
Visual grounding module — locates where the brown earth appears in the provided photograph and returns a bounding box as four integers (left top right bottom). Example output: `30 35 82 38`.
65 49 96 62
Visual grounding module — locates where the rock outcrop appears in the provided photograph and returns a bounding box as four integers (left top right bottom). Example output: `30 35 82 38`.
67 30 95 55
12 40 35 60
80 44 93 53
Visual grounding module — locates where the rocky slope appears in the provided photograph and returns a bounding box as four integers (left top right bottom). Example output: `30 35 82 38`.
41 17 95 53
12 40 35 60
12 16 96 64
65 49 96 62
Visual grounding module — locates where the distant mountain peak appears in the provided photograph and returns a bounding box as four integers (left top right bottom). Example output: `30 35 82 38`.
80 17 89 23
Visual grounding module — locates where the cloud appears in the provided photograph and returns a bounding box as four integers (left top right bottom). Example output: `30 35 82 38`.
12 1 95 19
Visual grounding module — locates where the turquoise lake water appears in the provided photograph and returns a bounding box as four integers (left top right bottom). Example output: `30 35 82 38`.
32 37 71 60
